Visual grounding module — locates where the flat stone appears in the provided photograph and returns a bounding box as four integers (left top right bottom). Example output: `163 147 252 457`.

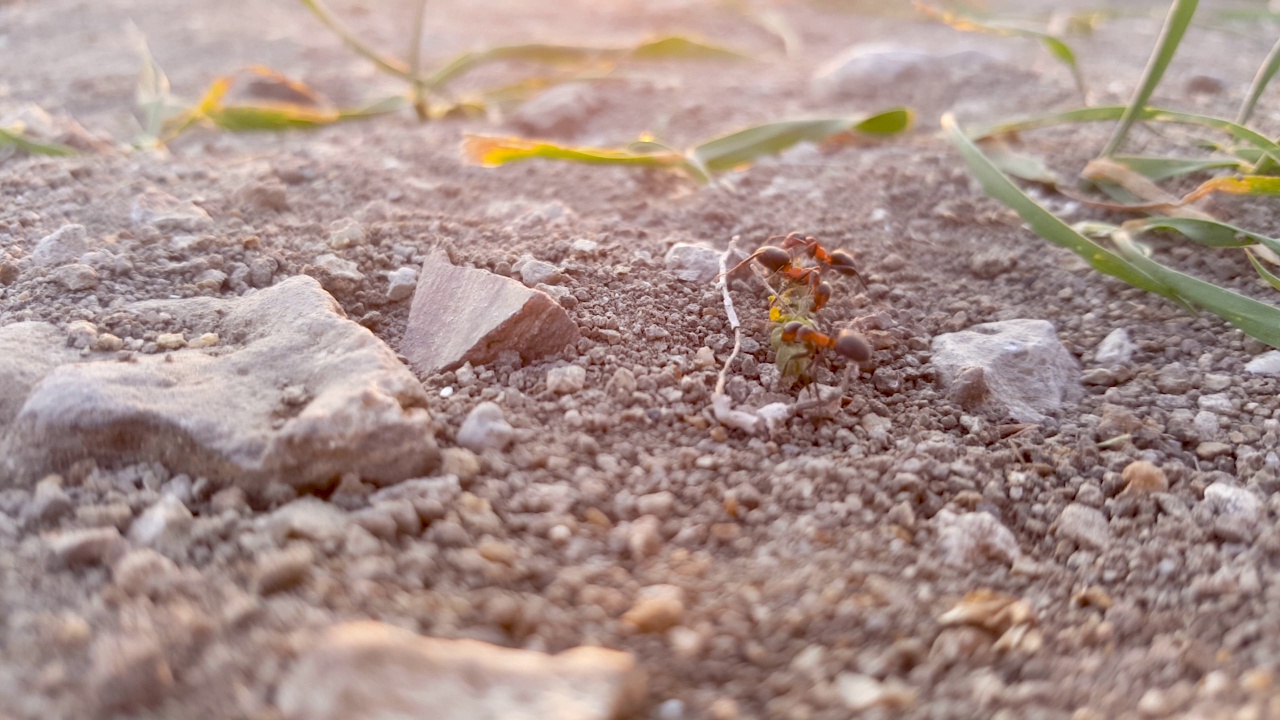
130 188 213 233
1245 350 1280 377
31 224 90 267
0 276 437 490
812 42 1005 99
277 621 646 720
932 509 1020 567
510 82 607 137
931 319 1082 423
1201 482 1261 543
401 253 578 375
50 263 98 290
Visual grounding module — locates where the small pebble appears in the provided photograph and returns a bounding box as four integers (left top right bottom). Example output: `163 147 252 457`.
1121 460 1168 494
457 402 514 452
547 365 587 394
155 333 186 351
623 584 685 633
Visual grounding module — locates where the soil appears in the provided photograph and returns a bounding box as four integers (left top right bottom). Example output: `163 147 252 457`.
4 0 1280 718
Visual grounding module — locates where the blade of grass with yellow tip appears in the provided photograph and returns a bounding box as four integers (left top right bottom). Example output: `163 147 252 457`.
0 124 76 156
461 134 693 171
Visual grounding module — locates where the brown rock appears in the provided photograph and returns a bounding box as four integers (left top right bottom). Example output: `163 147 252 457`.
622 584 685 633
277 621 645 720
1121 460 1168 495
89 632 173 714
401 253 579 375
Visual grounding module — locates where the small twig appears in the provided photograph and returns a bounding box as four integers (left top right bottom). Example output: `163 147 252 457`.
408 0 431 120
715 246 742 397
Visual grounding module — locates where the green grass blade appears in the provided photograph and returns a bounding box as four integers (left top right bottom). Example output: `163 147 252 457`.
942 113 1182 304
690 109 912 174
1246 249 1280 291
1112 231 1280 347
1110 154 1241 180
1238 37 1280 125
1101 0 1199 156
0 125 77 156
1127 217 1280 254
128 26 176 145
297 0 413 81
977 105 1280 167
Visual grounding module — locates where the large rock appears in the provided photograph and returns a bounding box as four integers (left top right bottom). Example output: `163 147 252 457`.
0 276 437 490
277 621 646 720
811 43 1005 99
930 319 1082 423
401 253 579 375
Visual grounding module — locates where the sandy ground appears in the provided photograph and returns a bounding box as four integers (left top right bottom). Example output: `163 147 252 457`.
4 0 1280 718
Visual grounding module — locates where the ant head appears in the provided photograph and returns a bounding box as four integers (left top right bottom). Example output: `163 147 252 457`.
780 320 805 343
833 330 872 363
756 246 792 273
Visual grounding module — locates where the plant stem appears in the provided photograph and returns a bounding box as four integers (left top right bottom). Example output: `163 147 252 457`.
1237 36 1280 126
298 0 415 81
408 0 430 120
1101 0 1199 157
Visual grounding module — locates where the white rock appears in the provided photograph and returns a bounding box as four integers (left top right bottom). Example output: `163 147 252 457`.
1198 393 1234 414
1094 328 1135 365
328 218 365 249
933 509 1020 567
663 243 721 284
386 267 418 302
457 402 514 452
518 258 562 287
277 621 645 720
66 320 98 349
931 319 1082 423
266 497 349 545
547 365 587 394
155 333 186 350
1201 482 1262 543
1245 350 1280 377
128 495 193 550
31 224 90 267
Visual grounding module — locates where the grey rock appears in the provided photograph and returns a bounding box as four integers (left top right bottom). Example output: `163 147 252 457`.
25 475 72 524
1154 363 1193 395
328 218 365 249
255 543 315 594
51 263 99 290
128 494 193 551
66 320 98 349
457 402 514 452
386 267 417 302
1053 503 1111 551
510 82 607 137
401 253 579 375
1198 393 1234 414
0 276 438 490
663 243 721 284
931 319 1082 422
1245 350 1280 377
130 188 213 233
1200 482 1261 543
89 632 173 713
277 621 646 720
31 224 90 267
311 253 365 294
517 257 563 287
1094 328 1135 366
112 548 182 596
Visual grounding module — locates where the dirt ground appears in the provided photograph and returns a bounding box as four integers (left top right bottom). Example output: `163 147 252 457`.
4 0 1280 718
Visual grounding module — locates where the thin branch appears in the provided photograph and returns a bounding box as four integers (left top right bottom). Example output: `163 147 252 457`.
298 0 415 81
408 0 430 120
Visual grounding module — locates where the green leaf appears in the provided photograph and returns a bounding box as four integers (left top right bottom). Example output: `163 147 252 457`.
1126 217 1280 255
1109 155 1241 181
1238 37 1280 125
976 105 1280 168
942 113 1183 304
0 124 77 157
1246 249 1280 291
1183 174 1280 203
1102 0 1199 156
690 109 912 174
1112 231 1280 347
629 36 749 61
978 138 1060 185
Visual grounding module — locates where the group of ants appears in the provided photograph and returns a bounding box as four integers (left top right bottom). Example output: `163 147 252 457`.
724 231 873 381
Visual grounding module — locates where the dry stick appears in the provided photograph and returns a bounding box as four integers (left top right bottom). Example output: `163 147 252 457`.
298 0 414 81
408 0 430 120
714 246 743 397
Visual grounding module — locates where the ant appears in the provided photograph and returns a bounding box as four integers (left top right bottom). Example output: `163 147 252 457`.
726 232 866 312
780 321 872 363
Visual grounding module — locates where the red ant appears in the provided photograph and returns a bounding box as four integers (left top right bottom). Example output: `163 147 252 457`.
780 321 872 363
726 233 866 312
